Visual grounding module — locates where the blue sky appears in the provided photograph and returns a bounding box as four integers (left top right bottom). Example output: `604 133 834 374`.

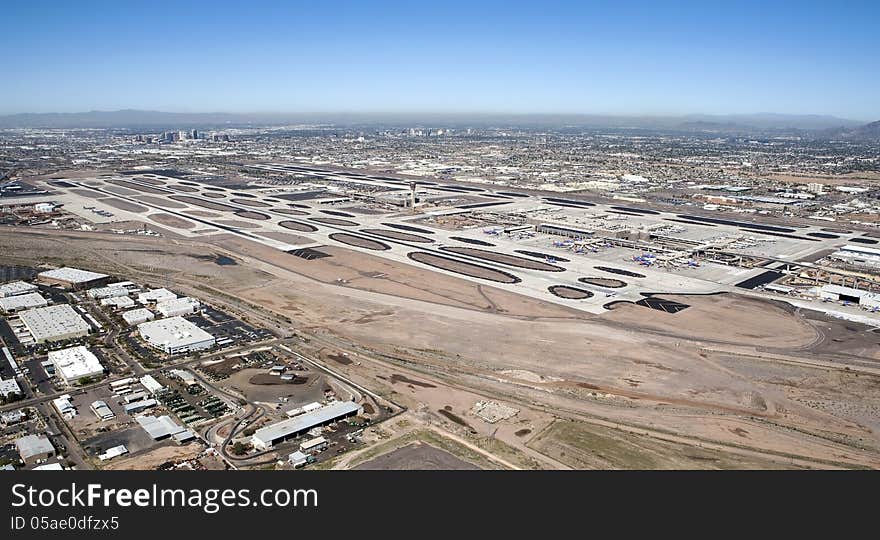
2 0 878 119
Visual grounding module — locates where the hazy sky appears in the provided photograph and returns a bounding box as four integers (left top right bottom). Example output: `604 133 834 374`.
2 0 878 119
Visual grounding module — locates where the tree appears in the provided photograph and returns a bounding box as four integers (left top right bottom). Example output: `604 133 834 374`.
77 376 94 386
231 441 247 455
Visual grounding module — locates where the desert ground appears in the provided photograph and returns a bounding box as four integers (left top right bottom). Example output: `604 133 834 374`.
3 226 879 469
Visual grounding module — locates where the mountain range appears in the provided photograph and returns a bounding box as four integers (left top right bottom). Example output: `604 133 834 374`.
0 109 876 137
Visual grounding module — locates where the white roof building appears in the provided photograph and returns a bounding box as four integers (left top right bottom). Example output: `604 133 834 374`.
0 281 38 298
15 435 55 464
135 415 188 440
48 346 104 384
0 292 47 313
18 304 90 343
101 296 136 309
87 286 129 300
137 316 215 354
139 374 165 394
52 394 77 419
137 288 177 305
122 308 155 326
0 378 21 398
252 401 362 450
156 297 200 317
38 267 108 286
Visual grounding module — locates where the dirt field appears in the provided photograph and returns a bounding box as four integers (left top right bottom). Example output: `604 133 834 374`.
408 251 521 283
309 217 358 227
184 210 223 218
148 213 196 229
528 420 804 469
4 227 880 469
329 232 390 250
105 442 204 470
214 219 262 228
202 192 227 199
274 208 309 216
169 195 237 211
353 442 482 470
441 246 565 271
231 198 271 207
548 285 593 299
362 228 434 243
233 210 270 220
102 198 149 213
580 277 627 288
136 195 188 208
601 293 817 348
106 179 167 194
279 220 318 232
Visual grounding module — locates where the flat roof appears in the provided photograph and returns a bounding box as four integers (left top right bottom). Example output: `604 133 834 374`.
135 414 187 440
0 281 38 297
18 304 91 342
839 244 880 257
821 284 869 298
254 401 360 445
38 267 108 284
122 308 155 324
0 378 21 397
48 346 104 381
137 316 214 349
0 292 47 312
15 434 54 459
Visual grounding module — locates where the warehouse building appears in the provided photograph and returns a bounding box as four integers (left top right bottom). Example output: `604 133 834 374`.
15 434 55 466
135 414 190 441
0 292 48 313
101 296 136 309
137 288 177 305
37 267 109 290
52 395 76 419
90 400 115 420
49 346 104 385
139 374 165 395
137 316 215 354
87 285 129 300
18 304 91 343
122 308 155 326
251 401 362 450
156 297 200 317
829 244 880 269
0 280 38 298
0 378 22 399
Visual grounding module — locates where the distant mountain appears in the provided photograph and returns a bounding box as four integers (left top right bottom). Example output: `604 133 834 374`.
0 109 867 133
845 120 880 139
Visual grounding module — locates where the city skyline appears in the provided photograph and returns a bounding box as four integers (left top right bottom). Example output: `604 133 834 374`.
2 0 879 120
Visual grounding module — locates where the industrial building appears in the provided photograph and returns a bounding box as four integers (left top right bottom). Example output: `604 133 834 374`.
288 451 309 468
90 400 115 420
139 374 165 394
122 308 155 326
53 395 76 419
137 288 177 305
37 267 109 290
0 378 21 399
536 223 595 239
15 434 55 465
124 399 157 414
251 400 362 450
135 414 192 441
829 244 880 269
156 297 200 317
101 296 136 309
49 346 104 385
137 316 215 354
18 304 91 343
819 284 880 309
0 292 48 313
87 285 130 300
0 280 38 298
